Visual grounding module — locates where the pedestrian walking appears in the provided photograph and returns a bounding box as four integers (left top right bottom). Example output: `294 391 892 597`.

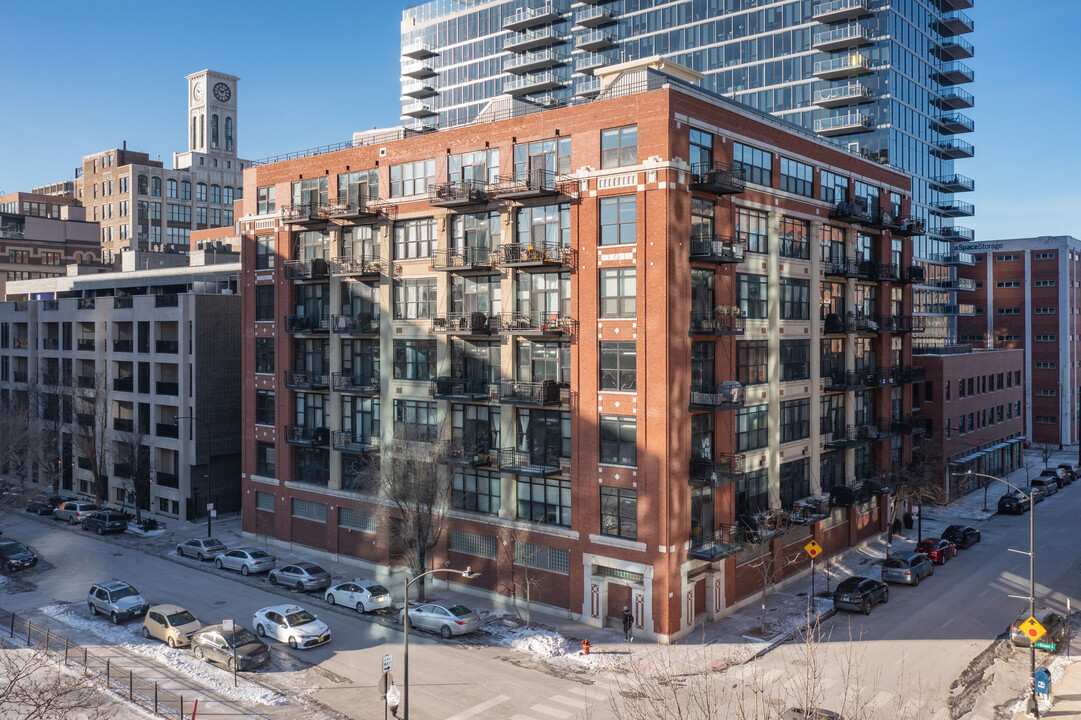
622 606 634 642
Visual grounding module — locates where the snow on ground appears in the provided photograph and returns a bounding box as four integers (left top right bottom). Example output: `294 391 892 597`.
481 613 620 670
40 604 287 706
124 526 166 538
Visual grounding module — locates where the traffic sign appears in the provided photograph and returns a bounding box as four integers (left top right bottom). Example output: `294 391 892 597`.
804 540 822 558
223 618 234 632
1018 616 1047 643
382 654 392 673
207 503 214 512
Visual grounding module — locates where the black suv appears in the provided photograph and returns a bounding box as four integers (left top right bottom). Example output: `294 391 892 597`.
25 496 64 516
0 541 38 572
1057 464 1076 485
998 491 1031 515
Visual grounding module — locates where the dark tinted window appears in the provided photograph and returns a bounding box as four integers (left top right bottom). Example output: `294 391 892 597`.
449 605 472 617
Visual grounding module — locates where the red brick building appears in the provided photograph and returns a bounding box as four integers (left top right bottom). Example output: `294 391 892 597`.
237 60 922 641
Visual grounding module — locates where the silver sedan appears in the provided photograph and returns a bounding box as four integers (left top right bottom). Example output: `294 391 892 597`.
399 603 480 638
269 562 332 592
215 547 276 576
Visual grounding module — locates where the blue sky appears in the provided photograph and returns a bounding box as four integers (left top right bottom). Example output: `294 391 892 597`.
2 0 1077 241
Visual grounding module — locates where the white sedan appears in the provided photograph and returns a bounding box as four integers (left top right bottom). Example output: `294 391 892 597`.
324 578 393 613
252 604 330 650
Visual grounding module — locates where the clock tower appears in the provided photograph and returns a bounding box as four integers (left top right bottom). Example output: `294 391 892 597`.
186 70 239 158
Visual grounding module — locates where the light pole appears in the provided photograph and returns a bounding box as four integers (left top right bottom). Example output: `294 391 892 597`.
173 415 212 537
956 470 1039 717
402 566 480 720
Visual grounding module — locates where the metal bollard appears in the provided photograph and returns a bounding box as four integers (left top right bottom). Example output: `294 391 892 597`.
45 629 50 653
9 612 14 638
129 670 133 700
154 683 158 715
180 695 184 719
83 648 88 675
106 658 110 685
65 637 70 664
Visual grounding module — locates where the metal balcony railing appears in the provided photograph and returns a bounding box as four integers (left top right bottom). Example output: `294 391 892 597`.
689 310 745 336
428 180 489 207
830 198 874 224
329 255 381 276
496 447 562 476
284 314 330 334
431 312 494 335
331 313 380 334
286 426 331 446
431 246 496 271
687 523 743 561
496 243 574 269
689 162 745 195
284 370 330 390
331 372 379 395
283 258 331 280
432 377 493 400
500 311 573 337
331 431 379 453
689 382 745 411
688 453 744 487
689 234 745 263
498 380 562 406
487 169 566 198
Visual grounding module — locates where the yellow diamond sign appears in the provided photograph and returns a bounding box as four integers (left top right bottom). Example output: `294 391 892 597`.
804 540 823 559
1018 616 1047 643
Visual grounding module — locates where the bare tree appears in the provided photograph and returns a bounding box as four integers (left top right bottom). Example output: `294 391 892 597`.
0 637 114 720
0 393 34 487
115 429 152 524
499 522 546 625
70 372 111 507
354 422 451 602
882 438 948 554
737 509 806 637
28 366 75 495
1036 443 1057 469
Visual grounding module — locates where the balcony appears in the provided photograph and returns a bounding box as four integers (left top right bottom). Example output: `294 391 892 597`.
576 29 616 51
932 174 975 193
281 203 326 227
503 27 563 53
498 380 562 407
934 276 976 291
936 200 975 217
845 369 875 388
932 252 976 265
156 472 179 489
401 79 437 99
442 445 495 468
113 377 133 393
813 53 871 80
497 243 574 270
935 10 974 36
937 0 973 11
936 61 974 86
432 246 496 272
431 312 495 336
687 523 743 562
576 78 602 98
77 375 95 389
934 138 975 159
830 198 874 224
327 195 381 222
402 100 437 119
487 169 566 199
428 181 489 208
505 49 567 74
283 258 330 280
113 417 134 433
156 381 179 396
11 370 27 383
875 315 915 333
331 313 379 335
936 112 975 136
401 59 437 79
156 339 179 354
825 426 868 449
689 235 745 264
813 23 872 52
113 339 133 353
155 422 179 438
940 226 975 242
689 162 746 195
329 255 381 278
877 214 926 237
823 370 862 392
504 4 562 32
77 339 96 352
402 40 437 59
814 111 873 136
813 82 872 108
77 298 95 310
935 87 974 110
688 454 744 488
497 447 562 477
504 70 567 96
112 297 133 310
575 5 615 28
689 382 745 411
432 376 493 401
936 37 974 61
331 431 379 454
500 311 573 339
284 370 330 391
286 426 331 447
331 372 379 395
574 52 610 74
284 314 329 334
900 265 926 283
812 0 871 23
689 310 745 336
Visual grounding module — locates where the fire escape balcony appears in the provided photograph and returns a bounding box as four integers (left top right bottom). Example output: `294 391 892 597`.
812 23 873 52
934 139 975 159
431 246 496 272
331 372 379 395
689 310 745 336
875 315 915 333
932 174 975 193
331 431 379 454
935 10 974 37
331 313 379 335
689 234 745 264
430 312 495 336
329 255 381 278
285 426 330 447
504 49 567 74
813 82 872 108
283 258 330 281
500 311 574 339
503 4 562 32
688 454 745 488
284 314 330 334
496 242 575 270
936 61 974 86
496 447 562 477
689 162 746 195
689 382 745 411
431 376 494 401
813 52 872 81
812 0 871 23
687 523 744 562
284 370 330 391
498 380 562 407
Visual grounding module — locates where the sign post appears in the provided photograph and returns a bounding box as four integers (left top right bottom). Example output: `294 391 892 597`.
803 540 822 608
222 618 237 687
379 671 397 719
206 503 214 539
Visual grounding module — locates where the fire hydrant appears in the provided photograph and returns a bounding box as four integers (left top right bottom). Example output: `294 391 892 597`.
581 639 591 655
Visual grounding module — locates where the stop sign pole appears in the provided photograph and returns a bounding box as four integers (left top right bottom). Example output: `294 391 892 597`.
804 540 822 608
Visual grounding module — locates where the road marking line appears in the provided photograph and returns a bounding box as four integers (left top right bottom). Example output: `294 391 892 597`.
979 588 991 598
444 694 511 720
943 617 955 627
531 704 573 719
549 695 585 708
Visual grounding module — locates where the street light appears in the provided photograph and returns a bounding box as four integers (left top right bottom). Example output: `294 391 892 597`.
173 415 212 537
955 470 1040 717
402 566 480 720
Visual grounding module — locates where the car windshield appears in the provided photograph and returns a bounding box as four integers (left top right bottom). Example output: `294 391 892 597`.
227 628 258 647
205 539 225 548
837 578 862 592
168 610 198 626
249 550 270 559
882 559 904 569
0 542 28 557
366 584 389 595
286 610 317 626
110 587 139 601
448 605 473 617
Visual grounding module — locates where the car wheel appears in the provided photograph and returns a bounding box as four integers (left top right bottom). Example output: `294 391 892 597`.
197 553 205 562
296 581 304 592
929 564 935 576
356 601 366 614
194 646 205 661
913 574 920 587
111 612 121 625
861 599 871 616
440 624 453 639
976 532 981 543
241 565 250 576
288 637 298 649
142 626 151 639
68 516 76 525
215 559 224 569
97 526 104 536
88 603 98 616
227 656 236 671
177 547 185 557
257 624 266 637
882 588 889 603
269 574 277 586
167 637 176 648
327 594 336 606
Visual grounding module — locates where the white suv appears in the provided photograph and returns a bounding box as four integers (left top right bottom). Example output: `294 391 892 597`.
88 580 149 624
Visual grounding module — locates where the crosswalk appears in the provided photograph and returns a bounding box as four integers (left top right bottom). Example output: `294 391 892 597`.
445 681 617 720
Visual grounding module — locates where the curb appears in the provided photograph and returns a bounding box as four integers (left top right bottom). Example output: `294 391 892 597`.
744 606 839 663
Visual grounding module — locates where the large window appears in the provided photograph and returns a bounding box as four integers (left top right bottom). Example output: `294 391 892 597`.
196 183 208 202
257 185 276 214
449 149 499 185
820 170 848 204
780 340 810 381
779 218 809 260
293 448 330 487
453 468 501 516
601 125 638 168
736 208 768 254
255 442 275 479
600 415 636 466
516 476 571 527
736 404 769 452
599 342 636 391
393 278 437 319
599 196 637 245
600 267 636 318
691 197 714 238
821 393 844 435
780 399 810 443
691 341 715 392
394 218 436 259
338 169 378 205
256 235 275 269
389 159 435 197
513 137 572 179
291 177 328 207
392 339 436 381
780 278 810 320
733 142 772 186
516 204 570 248
254 285 274 321
737 274 768 319
779 458 810 509
736 467 769 518
166 179 178 199
255 338 275 374
689 127 713 170
517 340 570 385
393 399 438 442
780 158 813 197
736 340 768 386
600 487 637 540
255 390 275 425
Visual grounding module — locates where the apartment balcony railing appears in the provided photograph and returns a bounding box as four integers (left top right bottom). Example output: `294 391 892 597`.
812 23 873 52
822 256 879 279
401 58 437 79
689 235 745 263
77 339 96 351
156 340 179 354
113 418 134 433
830 198 874 224
875 315 915 333
574 51 610 74
936 112 974 135
891 216 927 237
281 202 326 226
504 48 567 74
401 79 437 98
823 370 859 392
575 4 615 28
113 463 132 479
431 246 496 272
576 29 616 51
503 4 562 32
689 162 745 196
496 242 575 270
77 375 95 389
326 195 383 221
813 82 872 108
898 365 927 383
431 376 494 401
932 174 975 193
931 252 975 265
688 454 744 488
112 339 133 353
939 226 975 242
487 169 568 199
500 311 574 339
845 369 876 388
113 377 134 393
284 314 330 334
496 447 562 477
503 27 562 53
687 523 743 562
331 372 379 395
155 423 179 438
935 87 974 110
78 298 96 310
938 0 973 12
155 471 179 488
876 262 900 281
282 258 330 280
401 40 437 59
937 37 974 61
329 255 381 277
427 180 489 208
689 310 745 336
900 265 926 283
331 431 379 454
113 297 133 309
331 313 380 335
813 52 872 80
155 294 179 308
936 200 975 217
284 370 330 391
286 426 331 447
936 60 974 86
156 381 179 396
689 382 745 411
812 0 871 23
498 380 562 406
431 312 495 336
401 100 437 119
936 10 974 36
503 70 568 96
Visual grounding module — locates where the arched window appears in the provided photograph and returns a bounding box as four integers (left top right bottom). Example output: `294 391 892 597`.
223 186 234 205
151 177 162 197
166 179 178 199
191 117 197 149
211 114 219 149
137 175 148 195
225 117 233 152
210 184 221 204
196 183 207 202
181 180 191 200
200 114 205 148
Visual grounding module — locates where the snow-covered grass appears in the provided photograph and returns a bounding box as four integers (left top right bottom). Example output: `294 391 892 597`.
40 604 287 706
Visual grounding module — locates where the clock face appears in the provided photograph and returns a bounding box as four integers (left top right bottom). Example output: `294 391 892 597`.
213 82 231 102
192 82 204 102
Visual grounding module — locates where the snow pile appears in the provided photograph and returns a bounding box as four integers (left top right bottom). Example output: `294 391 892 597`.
40 605 287 706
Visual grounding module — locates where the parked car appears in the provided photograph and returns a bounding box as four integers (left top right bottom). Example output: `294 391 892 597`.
942 525 981 549
1026 486 1045 503
269 562 332 592
142 604 201 648
25 496 64 516
998 491 1032 515
1010 609 1067 651
325 578 393 613
81 510 128 535
1031 476 1059 497
1040 467 1066 488
880 552 934 586
833 576 889 615
215 547 275 576
87 580 149 624
54 501 100 525
191 624 270 670
399 602 481 638
252 605 330 649
0 540 38 573
1056 464 1076 485
915 538 957 565
177 537 228 561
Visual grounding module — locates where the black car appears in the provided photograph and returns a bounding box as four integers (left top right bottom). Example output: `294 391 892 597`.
25 496 64 516
0 541 38 572
942 525 981 549
998 491 1031 515
1057 464 1076 485
1010 609 1067 651
833 576 889 614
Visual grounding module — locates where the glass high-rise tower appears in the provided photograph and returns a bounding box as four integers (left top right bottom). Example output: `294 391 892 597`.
401 0 975 347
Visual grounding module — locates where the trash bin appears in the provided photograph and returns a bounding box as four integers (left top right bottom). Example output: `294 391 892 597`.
1035 666 1051 699
903 512 914 529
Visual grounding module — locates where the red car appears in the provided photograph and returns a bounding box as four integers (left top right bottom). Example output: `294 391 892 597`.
915 538 957 565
